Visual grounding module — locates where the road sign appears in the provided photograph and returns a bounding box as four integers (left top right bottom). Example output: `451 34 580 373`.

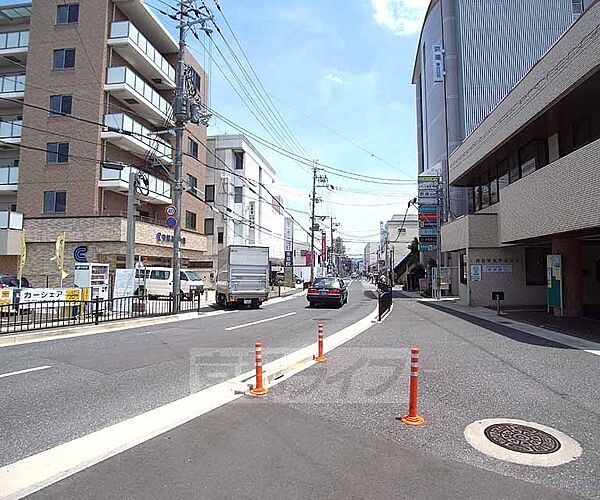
418 205 437 214
419 236 437 243
419 243 437 252
166 216 177 228
165 205 177 217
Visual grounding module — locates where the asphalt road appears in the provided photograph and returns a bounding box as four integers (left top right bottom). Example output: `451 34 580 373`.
28 293 598 499
0 279 376 467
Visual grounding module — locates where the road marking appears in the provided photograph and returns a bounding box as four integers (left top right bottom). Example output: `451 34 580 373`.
0 305 379 500
0 365 51 379
585 350 600 357
225 312 297 331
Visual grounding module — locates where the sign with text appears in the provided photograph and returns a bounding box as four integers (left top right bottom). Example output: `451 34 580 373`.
433 44 445 82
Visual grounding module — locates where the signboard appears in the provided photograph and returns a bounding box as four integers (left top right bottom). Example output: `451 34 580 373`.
470 265 482 282
0 289 12 306
418 213 438 222
491 291 505 301
419 228 437 237
73 245 88 263
284 217 293 253
284 250 293 267
433 44 445 82
321 231 327 263
165 205 177 216
166 216 177 228
418 205 438 214
419 243 437 252
156 232 186 245
419 220 437 228
306 251 314 267
19 288 81 304
547 254 563 313
483 264 513 273
419 236 437 244
114 269 136 313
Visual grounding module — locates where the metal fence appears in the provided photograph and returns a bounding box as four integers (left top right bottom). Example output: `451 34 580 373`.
377 282 392 321
0 294 201 334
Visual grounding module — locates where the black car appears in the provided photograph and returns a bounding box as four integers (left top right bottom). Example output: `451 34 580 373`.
0 275 30 288
307 277 348 308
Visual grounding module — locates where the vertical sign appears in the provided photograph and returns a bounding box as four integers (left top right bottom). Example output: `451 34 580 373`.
418 175 440 252
284 217 293 268
321 231 327 264
432 44 444 82
547 254 563 314
248 201 256 244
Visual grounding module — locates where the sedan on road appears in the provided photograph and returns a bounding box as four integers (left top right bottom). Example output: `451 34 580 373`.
307 277 348 308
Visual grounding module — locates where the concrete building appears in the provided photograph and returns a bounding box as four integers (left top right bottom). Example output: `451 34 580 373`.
382 214 419 279
204 134 285 272
441 2 600 317
0 0 211 286
363 241 379 275
412 0 590 219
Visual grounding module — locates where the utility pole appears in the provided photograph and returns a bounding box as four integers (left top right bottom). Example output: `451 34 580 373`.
309 162 317 283
171 0 212 310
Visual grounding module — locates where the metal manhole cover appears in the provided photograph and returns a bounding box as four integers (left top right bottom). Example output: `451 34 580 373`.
484 423 561 454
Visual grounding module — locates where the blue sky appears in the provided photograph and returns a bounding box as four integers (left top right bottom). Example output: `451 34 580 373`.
179 0 431 256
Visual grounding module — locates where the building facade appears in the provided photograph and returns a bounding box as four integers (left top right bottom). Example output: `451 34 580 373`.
363 241 379 275
204 134 285 272
382 214 419 278
0 0 211 286
412 0 589 219
442 2 600 317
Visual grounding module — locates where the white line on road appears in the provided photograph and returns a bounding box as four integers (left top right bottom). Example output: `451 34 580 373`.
225 312 297 331
0 365 51 379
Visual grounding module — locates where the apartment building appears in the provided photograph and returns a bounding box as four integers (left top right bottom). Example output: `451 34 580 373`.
441 2 600 317
0 0 211 285
412 0 589 220
381 214 419 277
363 241 379 275
204 134 285 273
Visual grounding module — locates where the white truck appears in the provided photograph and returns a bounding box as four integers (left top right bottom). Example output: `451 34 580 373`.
216 245 269 309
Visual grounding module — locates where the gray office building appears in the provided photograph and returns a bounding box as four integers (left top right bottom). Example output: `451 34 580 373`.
412 0 591 218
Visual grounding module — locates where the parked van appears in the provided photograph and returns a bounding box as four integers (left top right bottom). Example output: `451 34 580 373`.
135 267 204 299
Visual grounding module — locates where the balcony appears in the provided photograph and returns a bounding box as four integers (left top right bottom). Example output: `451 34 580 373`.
108 21 176 90
0 30 28 60
99 165 172 204
105 66 173 126
0 211 23 255
0 119 21 147
441 212 500 252
0 74 24 100
103 113 173 165
0 164 18 191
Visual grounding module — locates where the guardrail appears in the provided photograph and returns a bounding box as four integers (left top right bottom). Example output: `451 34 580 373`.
0 293 202 334
377 282 392 321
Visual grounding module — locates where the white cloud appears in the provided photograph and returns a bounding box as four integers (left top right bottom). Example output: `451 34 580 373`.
325 73 345 85
370 0 429 36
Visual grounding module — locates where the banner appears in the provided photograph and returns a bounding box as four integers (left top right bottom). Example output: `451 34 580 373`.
50 232 68 285
321 231 327 264
17 231 26 284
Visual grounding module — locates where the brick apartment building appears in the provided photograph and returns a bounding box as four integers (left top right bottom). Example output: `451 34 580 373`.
441 2 600 317
0 0 211 286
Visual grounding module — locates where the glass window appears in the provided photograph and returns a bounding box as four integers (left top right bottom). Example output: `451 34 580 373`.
43 191 66 213
526 248 549 286
189 68 201 92
460 252 467 285
572 0 584 14
185 210 197 230
473 185 481 212
187 138 198 158
53 48 76 69
217 231 224 244
179 271 188 281
489 167 499 205
497 159 509 191
50 95 72 116
205 184 215 202
204 218 214 235
233 221 243 237
573 118 591 149
234 186 243 203
187 174 197 194
57 4 79 24
519 142 538 178
234 151 243 169
46 142 69 163
150 270 170 280
480 172 490 209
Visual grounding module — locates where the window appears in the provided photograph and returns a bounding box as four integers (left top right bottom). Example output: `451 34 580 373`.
57 4 79 24
205 184 215 202
233 221 243 237
519 140 547 178
489 167 499 205
234 186 243 203
573 118 591 149
150 270 170 280
526 248 549 286
497 159 509 191
460 252 467 285
473 185 481 212
204 218 214 235
46 142 69 163
234 151 244 169
189 69 201 92
572 0 584 14
480 172 489 209
53 48 76 69
185 210 197 230
187 138 198 158
50 95 72 116
217 231 224 244
187 174 197 195
43 191 66 213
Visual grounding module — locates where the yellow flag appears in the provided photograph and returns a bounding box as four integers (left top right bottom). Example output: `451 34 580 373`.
17 231 26 281
53 232 68 283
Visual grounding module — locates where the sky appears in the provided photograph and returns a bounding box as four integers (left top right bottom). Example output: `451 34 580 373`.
178 0 431 257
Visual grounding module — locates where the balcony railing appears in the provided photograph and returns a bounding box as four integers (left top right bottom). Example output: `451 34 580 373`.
100 165 172 203
105 66 172 124
0 30 28 51
0 74 25 95
104 113 172 162
0 210 22 230
0 119 21 140
0 164 18 188
109 21 176 85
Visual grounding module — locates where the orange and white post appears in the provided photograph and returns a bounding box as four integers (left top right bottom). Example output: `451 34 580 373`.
249 342 269 396
400 347 424 426
314 324 328 362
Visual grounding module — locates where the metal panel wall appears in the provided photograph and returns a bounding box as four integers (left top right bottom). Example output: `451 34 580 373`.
458 0 577 136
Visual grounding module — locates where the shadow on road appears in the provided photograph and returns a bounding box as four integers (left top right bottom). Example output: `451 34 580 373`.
421 301 576 349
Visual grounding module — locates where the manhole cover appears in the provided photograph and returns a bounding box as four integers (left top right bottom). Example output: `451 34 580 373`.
484 423 561 454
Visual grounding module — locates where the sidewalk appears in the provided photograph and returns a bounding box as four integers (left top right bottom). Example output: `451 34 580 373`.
29 294 600 499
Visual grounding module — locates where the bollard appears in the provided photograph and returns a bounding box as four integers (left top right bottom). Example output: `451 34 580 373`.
399 347 424 426
314 324 328 362
249 342 269 396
